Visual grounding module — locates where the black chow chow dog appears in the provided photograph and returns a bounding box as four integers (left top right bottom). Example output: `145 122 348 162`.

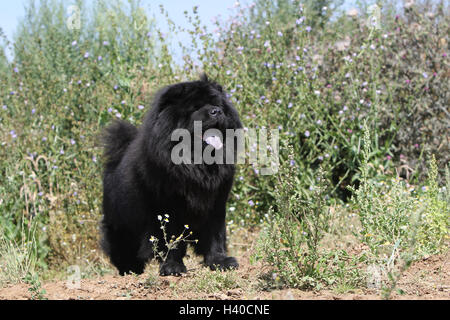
101 74 242 276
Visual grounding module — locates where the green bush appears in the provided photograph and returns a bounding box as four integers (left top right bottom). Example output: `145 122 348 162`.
349 124 448 296
348 123 419 262
253 147 364 289
416 156 449 255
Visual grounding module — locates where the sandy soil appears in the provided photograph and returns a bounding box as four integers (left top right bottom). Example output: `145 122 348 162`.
0 243 448 300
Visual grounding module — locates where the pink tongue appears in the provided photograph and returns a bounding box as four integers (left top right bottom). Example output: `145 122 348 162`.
204 136 223 150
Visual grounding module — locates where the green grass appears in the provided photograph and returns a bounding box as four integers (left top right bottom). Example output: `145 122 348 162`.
0 216 38 286
189 269 242 294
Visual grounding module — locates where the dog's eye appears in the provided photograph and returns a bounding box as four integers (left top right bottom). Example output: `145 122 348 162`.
209 106 223 116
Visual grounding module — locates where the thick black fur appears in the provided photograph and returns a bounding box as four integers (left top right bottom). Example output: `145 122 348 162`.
101 74 242 276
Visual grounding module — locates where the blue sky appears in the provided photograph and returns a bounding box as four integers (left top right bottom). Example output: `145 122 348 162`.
0 1 238 39
0 0 241 60
0 0 369 62
0 0 365 42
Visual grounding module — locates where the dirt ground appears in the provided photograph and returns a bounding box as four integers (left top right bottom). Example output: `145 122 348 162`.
0 234 448 300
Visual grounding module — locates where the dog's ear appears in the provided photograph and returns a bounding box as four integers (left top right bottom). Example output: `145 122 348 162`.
153 83 185 110
200 73 223 92
200 73 209 82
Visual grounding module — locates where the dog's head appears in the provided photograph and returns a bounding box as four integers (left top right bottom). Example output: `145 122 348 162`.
147 74 242 135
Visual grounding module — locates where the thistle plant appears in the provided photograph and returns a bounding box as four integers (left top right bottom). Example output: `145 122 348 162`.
415 156 449 256
349 122 448 297
254 146 337 289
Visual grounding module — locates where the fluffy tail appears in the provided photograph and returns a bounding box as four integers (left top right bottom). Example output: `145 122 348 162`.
102 120 138 170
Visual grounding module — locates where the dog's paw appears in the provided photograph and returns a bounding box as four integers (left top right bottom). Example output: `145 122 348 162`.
159 260 187 276
206 255 239 271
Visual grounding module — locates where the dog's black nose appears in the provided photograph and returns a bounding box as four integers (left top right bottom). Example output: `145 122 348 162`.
209 107 223 117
